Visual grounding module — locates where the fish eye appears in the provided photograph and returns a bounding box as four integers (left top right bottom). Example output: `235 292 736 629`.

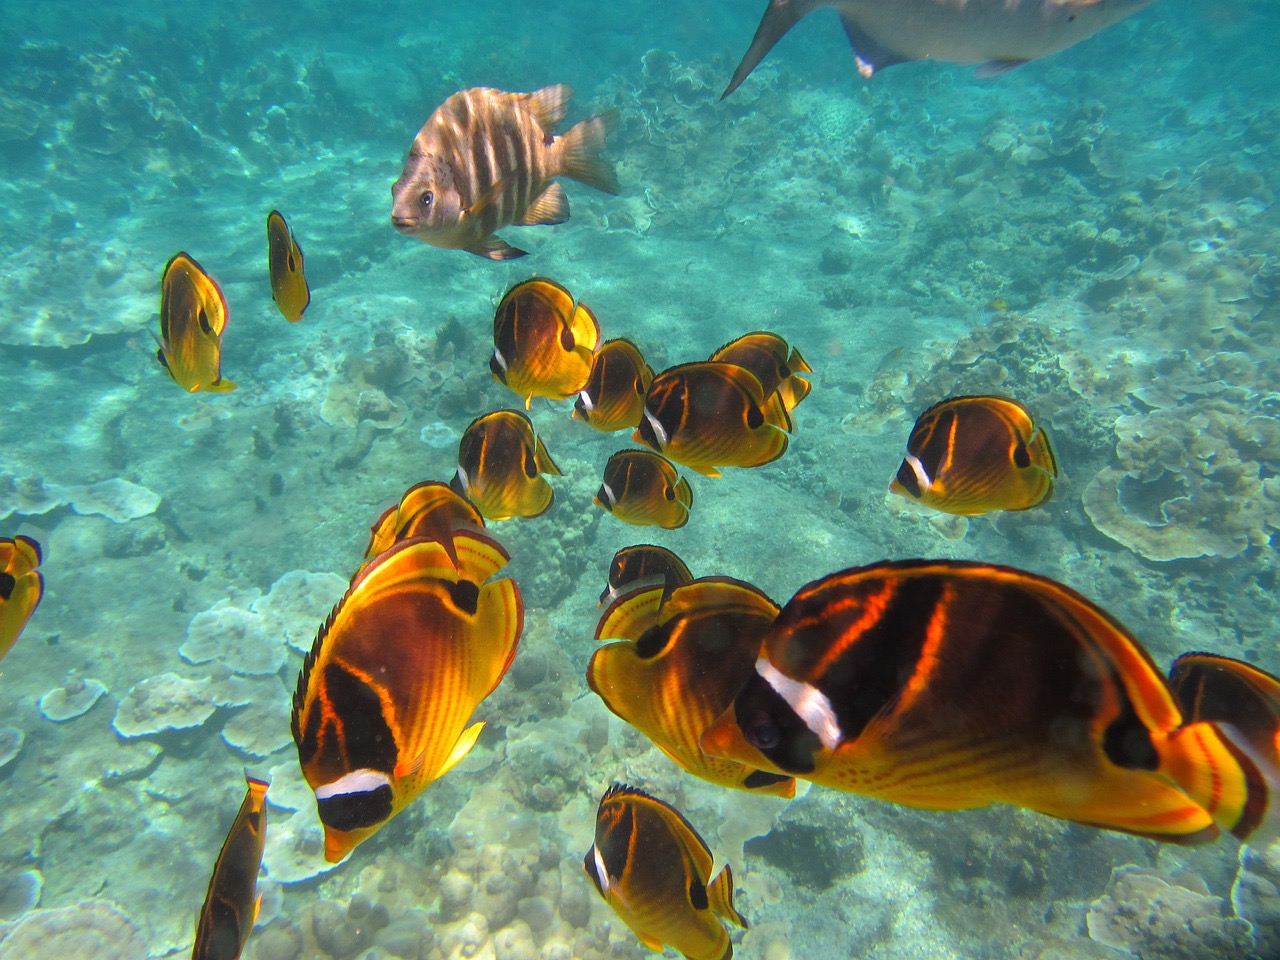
420 190 434 208
742 710 782 750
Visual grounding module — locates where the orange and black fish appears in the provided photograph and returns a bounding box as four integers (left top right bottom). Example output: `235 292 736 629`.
594 450 693 530
362 481 485 573
292 532 523 862
390 85 619 260
702 560 1280 845
889 395 1058 515
450 410 562 521
584 784 748 960
266 210 310 322
491 278 600 408
635 362 792 478
591 578 794 798
156 252 237 393
0 534 43 661
600 544 694 606
574 338 655 433
192 774 268 960
1170 653 1280 769
709 332 811 412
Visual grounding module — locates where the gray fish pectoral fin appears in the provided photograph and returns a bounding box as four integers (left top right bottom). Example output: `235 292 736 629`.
839 14 911 78
975 59 1030 79
466 236 527 261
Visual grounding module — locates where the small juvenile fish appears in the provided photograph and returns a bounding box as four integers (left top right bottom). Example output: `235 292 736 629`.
709 332 811 413
450 410 562 521
362 481 486 573
391 85 619 260
491 278 600 408
724 0 1158 96
266 210 310 322
889 395 1058 515
591 578 795 798
702 560 1280 845
584 784 748 960
600 544 694 606
156 252 237 393
594 450 694 530
291 533 523 862
636 362 792 477
192 774 268 960
0 534 43 662
574 338 655 433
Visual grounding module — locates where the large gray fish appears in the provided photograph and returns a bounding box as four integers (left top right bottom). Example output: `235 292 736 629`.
723 0 1157 96
391 86 619 260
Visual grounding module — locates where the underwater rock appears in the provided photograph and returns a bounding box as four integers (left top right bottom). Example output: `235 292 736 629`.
1086 865 1255 960
0 726 24 772
180 600 285 676
0 869 42 920
111 672 216 739
37 675 108 722
250 569 347 654
0 899 146 960
262 807 339 885
1232 840 1280 959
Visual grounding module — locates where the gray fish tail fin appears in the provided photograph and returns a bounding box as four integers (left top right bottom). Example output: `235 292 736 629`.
722 0 818 99
555 108 620 195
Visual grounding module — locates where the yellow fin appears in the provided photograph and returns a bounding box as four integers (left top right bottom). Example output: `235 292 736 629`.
438 721 486 778
708 865 748 928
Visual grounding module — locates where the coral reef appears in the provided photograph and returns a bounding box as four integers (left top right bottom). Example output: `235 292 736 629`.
180 600 287 676
251 569 348 653
0 475 160 523
111 672 216 739
0 900 146 960
36 675 108 722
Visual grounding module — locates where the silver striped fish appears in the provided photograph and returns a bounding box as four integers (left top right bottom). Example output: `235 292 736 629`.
724 0 1157 97
391 86 619 261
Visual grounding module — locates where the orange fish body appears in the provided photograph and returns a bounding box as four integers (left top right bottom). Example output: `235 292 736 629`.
591 578 794 798
1170 652 1280 770
291 532 523 862
600 544 694 606
491 278 600 407
390 86 619 260
635 362 792 478
594 450 693 530
574 338 655 432
192 774 268 960
157 252 237 393
0 535 43 661
362 481 485 573
584 785 748 960
450 410 562 521
709 332 811 412
266 210 310 322
889 395 1057 515
702 560 1279 845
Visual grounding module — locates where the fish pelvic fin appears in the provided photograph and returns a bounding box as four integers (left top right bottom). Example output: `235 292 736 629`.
465 236 527 260
518 182 569 226
840 12 911 78
1163 721 1280 845
555 109 620 195
708 864 748 929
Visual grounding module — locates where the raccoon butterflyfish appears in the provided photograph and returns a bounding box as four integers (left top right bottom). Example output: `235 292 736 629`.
450 410 563 521
266 210 310 322
635 362 793 478
584 784 748 960
361 481 485 573
600 544 694 606
594 450 693 530
574 338 655 433
491 277 601 408
156 252 237 393
590 578 795 799
702 560 1280 846
709 332 811 413
889 395 1058 515
1169 653 1280 769
0 534 44 661
291 532 523 862
192 774 268 960
391 86 619 260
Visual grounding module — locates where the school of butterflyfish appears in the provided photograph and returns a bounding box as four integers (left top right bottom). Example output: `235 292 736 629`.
4 4 1258 955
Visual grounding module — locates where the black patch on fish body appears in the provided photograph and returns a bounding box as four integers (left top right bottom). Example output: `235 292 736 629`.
1101 699 1159 771
634 623 672 660
0 571 15 601
583 849 605 895
636 415 663 451
742 768 796 791
1012 437 1031 469
689 874 709 911
490 351 508 382
449 579 481 616
317 782 394 832
310 662 399 773
597 798 637 881
734 672 821 775
894 459 922 498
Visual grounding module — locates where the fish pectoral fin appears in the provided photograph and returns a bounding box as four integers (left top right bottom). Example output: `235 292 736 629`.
839 13 911 78
438 721 486 778
637 933 665 953
689 463 723 479
517 182 569 226
976 59 1030 79
465 236 527 260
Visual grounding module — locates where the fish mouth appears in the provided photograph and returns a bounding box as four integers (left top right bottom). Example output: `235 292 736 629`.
390 216 419 233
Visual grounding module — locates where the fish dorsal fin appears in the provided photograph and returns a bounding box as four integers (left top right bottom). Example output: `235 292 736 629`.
517 182 569 226
708 865 748 928
659 577 779 627
777 375 811 413
451 529 512 585
595 584 665 643
526 84 573 132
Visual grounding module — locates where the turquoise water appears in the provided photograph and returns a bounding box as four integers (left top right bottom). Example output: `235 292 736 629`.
0 1 1277 957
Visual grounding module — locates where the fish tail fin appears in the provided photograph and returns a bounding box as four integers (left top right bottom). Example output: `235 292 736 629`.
675 476 694 512
722 0 814 99
527 84 573 132
777 375 812 413
1163 721 1280 846
1029 425 1059 477
555 109 620 195
786 346 813 375
708 864 748 929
